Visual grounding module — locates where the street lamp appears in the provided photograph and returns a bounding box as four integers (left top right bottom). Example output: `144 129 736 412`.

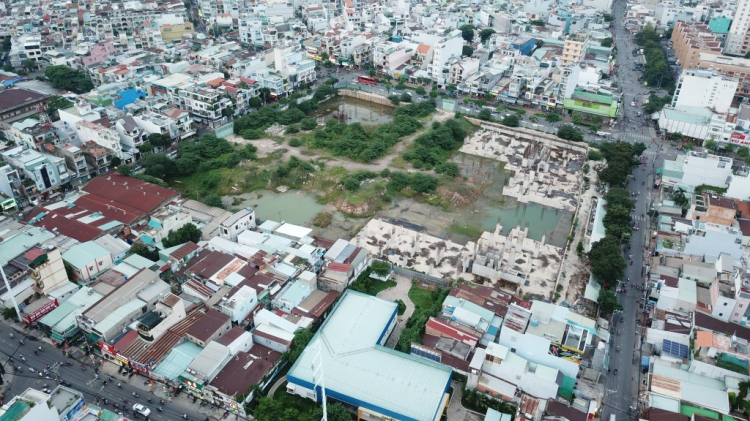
1 264 22 323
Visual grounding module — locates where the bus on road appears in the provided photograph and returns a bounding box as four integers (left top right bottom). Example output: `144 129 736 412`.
358 75 377 85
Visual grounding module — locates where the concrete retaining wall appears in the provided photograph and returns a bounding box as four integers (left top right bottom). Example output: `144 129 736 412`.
339 89 395 107
464 117 589 154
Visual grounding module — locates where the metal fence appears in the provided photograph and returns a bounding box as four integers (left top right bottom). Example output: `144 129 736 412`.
391 265 453 289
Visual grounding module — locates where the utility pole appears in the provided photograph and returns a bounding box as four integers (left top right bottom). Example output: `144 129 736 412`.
1 265 22 323
311 342 328 421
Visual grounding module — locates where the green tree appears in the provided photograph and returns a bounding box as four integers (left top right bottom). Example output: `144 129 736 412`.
459 24 475 43
248 97 262 108
501 114 520 127
415 86 426 95
388 95 400 105
597 290 621 314
462 45 474 57
477 109 492 121
22 58 36 71
300 118 317 130
147 133 172 151
2 307 17 321
129 242 159 261
479 28 496 44
287 327 314 364
557 125 584 142
44 65 94 93
588 235 626 286
738 146 750 160
370 260 391 277
304 403 353 421
400 92 412 103
117 164 134 176
545 112 561 122
202 194 224 209
161 223 202 248
46 96 73 121
704 139 717 150
600 37 613 48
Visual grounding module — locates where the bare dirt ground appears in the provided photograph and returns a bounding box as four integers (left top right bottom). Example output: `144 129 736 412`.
226 110 454 173
558 161 600 306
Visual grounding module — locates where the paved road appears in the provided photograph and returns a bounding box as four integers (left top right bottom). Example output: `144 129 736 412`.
0 323 215 421
602 1 678 418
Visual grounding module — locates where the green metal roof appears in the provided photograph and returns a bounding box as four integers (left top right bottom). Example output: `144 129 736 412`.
558 376 576 400
62 241 111 269
708 18 731 34
0 227 55 265
0 401 30 421
153 341 204 381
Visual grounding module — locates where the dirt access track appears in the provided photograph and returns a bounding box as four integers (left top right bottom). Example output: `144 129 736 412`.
227 109 455 173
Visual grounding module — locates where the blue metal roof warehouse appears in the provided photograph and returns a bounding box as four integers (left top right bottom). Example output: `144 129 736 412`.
286 290 452 421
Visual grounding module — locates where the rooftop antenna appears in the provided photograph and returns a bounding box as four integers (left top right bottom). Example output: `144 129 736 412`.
310 341 327 421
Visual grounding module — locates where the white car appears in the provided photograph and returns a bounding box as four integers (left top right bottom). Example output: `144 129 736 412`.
133 404 151 417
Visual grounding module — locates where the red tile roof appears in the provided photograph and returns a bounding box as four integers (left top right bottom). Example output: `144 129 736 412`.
24 208 103 242
81 174 178 223
209 345 281 396
170 242 199 261
214 327 246 346
426 318 479 345
187 309 230 342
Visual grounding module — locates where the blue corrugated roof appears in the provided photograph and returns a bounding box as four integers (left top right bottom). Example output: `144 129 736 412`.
141 235 154 245
148 219 162 229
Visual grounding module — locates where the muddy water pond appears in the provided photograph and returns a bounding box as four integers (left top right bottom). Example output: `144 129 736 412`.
314 97 394 125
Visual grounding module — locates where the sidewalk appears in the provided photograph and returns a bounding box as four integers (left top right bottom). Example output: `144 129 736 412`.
95 360 227 420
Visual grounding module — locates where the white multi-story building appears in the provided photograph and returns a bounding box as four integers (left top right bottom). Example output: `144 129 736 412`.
672 70 738 114
219 207 256 242
414 30 463 87
133 111 180 141
114 116 147 151
273 48 317 91
75 121 124 159
725 0 750 56
1 146 70 203
373 41 417 73
238 17 265 46
178 87 231 129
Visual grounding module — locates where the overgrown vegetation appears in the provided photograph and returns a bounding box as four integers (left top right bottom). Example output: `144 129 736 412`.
298 101 436 163
162 223 202 248
461 388 516 416
396 285 450 352
234 85 337 138
403 118 467 170
45 65 94 93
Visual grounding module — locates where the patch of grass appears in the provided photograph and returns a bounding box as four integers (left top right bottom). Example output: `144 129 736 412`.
369 279 397 295
408 284 434 311
312 211 333 227
390 157 408 169
448 224 484 239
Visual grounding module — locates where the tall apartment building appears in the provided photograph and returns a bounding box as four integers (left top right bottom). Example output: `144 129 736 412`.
671 21 722 69
672 69 739 113
725 0 750 56
561 34 590 67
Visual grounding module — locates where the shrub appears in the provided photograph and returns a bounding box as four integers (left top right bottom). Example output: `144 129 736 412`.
289 138 303 147
300 118 317 130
